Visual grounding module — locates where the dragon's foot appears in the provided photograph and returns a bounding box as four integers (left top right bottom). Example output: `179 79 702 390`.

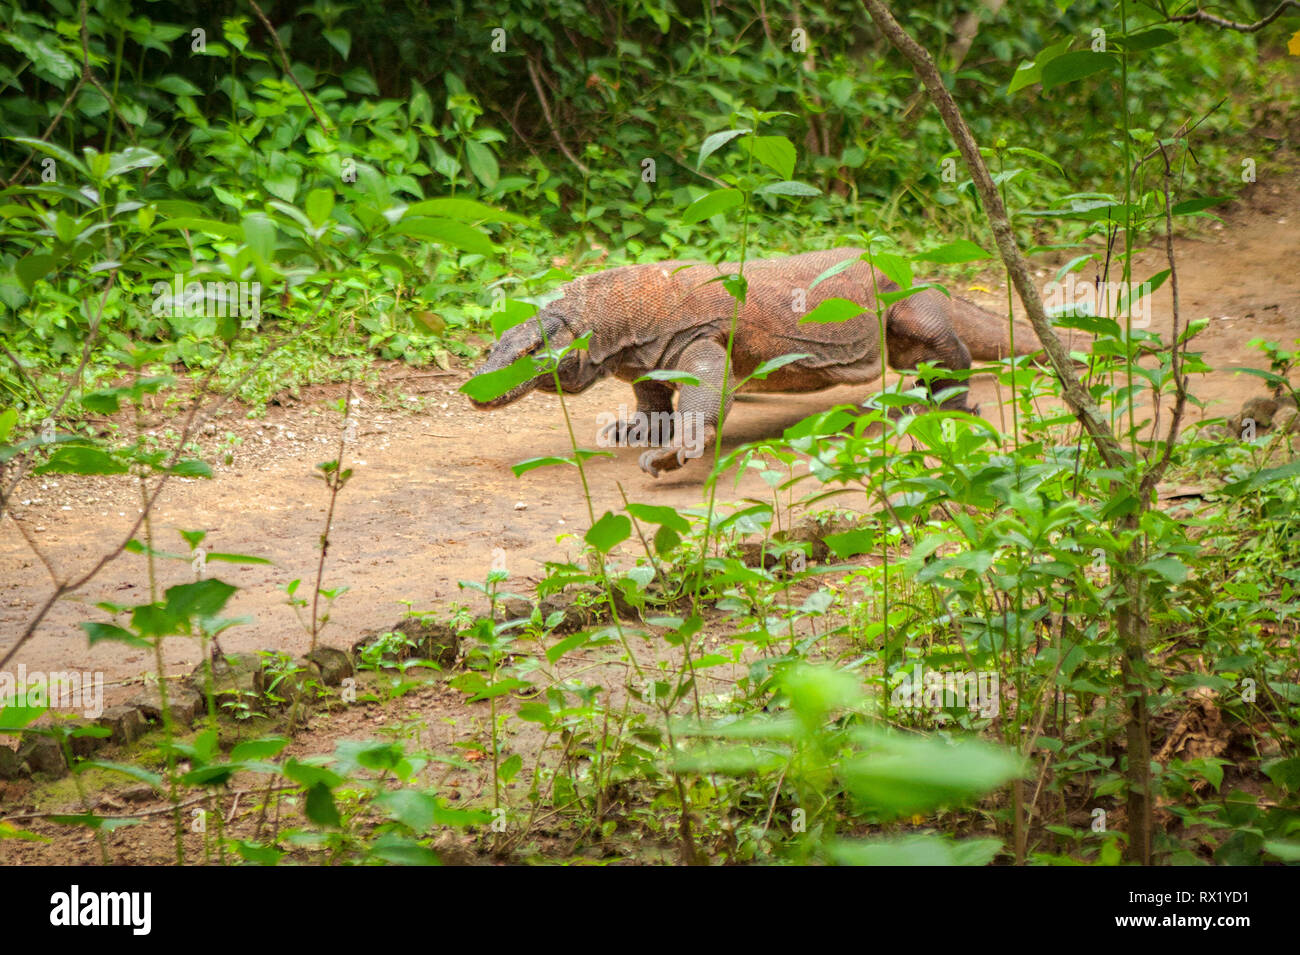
639 446 691 477
600 415 675 448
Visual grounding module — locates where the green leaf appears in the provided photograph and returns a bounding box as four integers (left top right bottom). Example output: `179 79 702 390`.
432 805 493 826
391 216 494 255
546 631 591 664
800 297 868 324
1115 29 1176 52
1025 200 1139 222
511 455 574 477
80 761 162 787
230 737 289 763
464 140 499 189
167 459 213 478
459 353 539 403
236 841 284 865
489 299 539 336
156 75 202 96
283 758 343 789
50 813 140 832
499 753 523 783
1223 459 1300 495
1117 270 1169 315
304 782 341 827
157 217 242 239
586 511 631 553
830 835 1003 866
6 136 88 177
0 705 46 731
839 733 1023 816
823 529 875 559
465 678 532 703
1006 38 1073 94
625 502 691 534
304 188 335 227
206 552 273 565
1006 146 1065 176
34 446 126 476
808 258 860 291
683 188 743 224
164 578 237 621
10 36 77 82
375 789 438 832
915 240 991 264
104 147 164 179
242 213 276 264
1041 51 1115 90
697 128 750 167
1264 841 1300 862
633 369 701 387
81 622 149 649
182 763 238 787
744 135 796 180
405 197 530 224
749 353 811 380
369 835 439 865
654 525 681 554
16 253 56 293
322 27 351 59
1171 196 1229 216
756 180 821 197
1141 556 1187 584
130 604 175 638
870 252 912 290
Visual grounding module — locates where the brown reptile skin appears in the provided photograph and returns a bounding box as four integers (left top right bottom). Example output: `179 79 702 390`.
469 248 1040 476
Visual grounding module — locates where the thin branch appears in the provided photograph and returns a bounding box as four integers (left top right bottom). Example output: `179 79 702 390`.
1 269 116 510
1139 142 1190 496
247 0 334 135
1166 0 1299 32
79 3 136 147
0 332 293 672
1 784 300 824
525 55 591 177
2 77 84 187
859 0 1127 470
5 510 60 585
0 344 40 398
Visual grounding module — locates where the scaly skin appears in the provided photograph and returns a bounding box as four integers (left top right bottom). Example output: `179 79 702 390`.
466 248 1039 476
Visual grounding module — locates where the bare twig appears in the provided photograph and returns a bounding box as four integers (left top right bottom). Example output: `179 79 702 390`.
525 55 591 177
1166 0 1299 32
308 376 354 658
1139 143 1190 495
1 784 299 824
79 3 136 147
3 78 84 187
859 0 1126 469
0 333 292 672
247 0 334 135
1 269 116 510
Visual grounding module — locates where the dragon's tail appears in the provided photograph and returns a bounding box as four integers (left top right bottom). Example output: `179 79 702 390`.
948 296 1042 361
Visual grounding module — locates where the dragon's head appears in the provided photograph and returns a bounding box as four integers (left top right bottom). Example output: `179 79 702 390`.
465 292 607 409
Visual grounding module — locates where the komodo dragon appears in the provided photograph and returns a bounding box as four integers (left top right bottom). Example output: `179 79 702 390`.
465 248 1039 476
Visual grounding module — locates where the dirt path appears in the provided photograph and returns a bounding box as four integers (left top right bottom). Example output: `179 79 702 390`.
2 178 1296 707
